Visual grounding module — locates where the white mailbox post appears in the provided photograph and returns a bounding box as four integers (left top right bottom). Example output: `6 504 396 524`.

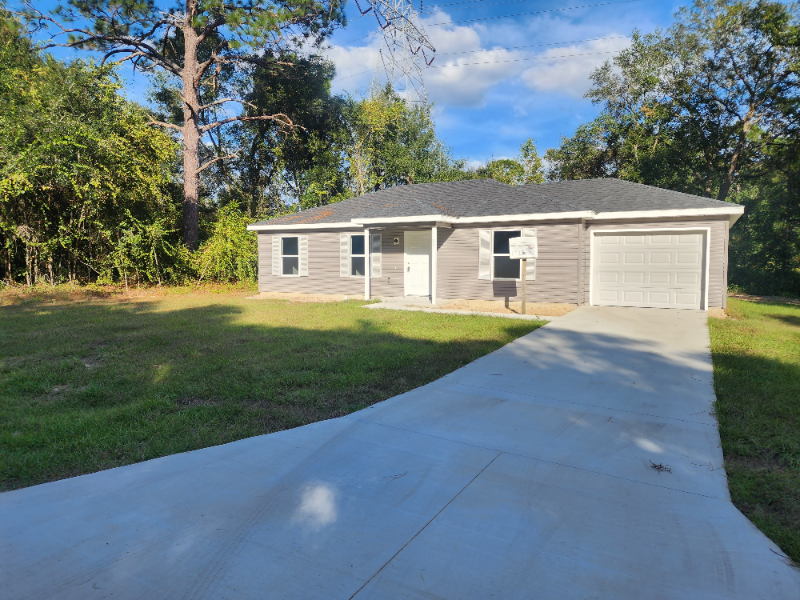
510 237 538 314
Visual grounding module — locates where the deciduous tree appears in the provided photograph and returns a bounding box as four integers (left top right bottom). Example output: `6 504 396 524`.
24 0 345 249
0 18 178 284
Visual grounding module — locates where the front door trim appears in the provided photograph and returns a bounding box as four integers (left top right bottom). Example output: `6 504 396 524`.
404 230 432 297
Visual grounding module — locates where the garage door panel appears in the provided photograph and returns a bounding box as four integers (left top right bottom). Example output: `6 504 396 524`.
650 234 673 245
677 252 701 265
648 291 671 304
623 272 644 284
593 231 705 310
598 271 619 283
675 292 700 307
676 272 700 285
678 233 702 244
600 252 620 264
648 272 671 284
598 290 620 302
624 253 645 264
623 291 644 303
649 252 672 265
624 235 646 245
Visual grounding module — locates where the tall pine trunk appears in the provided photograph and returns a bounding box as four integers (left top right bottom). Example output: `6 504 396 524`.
181 13 201 251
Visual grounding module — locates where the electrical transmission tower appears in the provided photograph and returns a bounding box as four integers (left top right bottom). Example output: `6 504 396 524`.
355 0 436 104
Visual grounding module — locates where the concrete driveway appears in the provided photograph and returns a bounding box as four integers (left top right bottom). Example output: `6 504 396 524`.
2 307 798 599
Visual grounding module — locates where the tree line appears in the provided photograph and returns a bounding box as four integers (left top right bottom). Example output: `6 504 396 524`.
1 0 798 295
0 1 542 287
546 0 800 295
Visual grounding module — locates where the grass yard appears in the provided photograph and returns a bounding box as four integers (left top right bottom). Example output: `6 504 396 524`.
0 288 543 491
710 298 800 563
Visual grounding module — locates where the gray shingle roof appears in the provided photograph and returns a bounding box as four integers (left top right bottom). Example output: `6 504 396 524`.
531 179 733 212
251 178 734 227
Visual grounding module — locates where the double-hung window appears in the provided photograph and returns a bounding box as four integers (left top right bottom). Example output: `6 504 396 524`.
350 234 366 277
281 236 299 276
493 230 521 279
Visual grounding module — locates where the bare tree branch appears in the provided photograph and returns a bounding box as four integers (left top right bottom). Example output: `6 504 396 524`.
101 49 146 66
196 98 257 111
200 113 297 134
24 8 184 76
147 118 183 132
197 154 239 174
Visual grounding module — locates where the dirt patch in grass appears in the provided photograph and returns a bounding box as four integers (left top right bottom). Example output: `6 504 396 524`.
710 297 800 563
247 291 350 303
728 293 800 306
0 282 257 307
438 299 577 316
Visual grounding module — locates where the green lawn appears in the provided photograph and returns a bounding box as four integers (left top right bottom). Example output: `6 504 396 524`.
4 289 797 563
710 298 800 563
0 288 543 491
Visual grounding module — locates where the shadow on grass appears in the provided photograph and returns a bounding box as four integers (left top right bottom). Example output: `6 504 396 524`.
0 297 542 490
767 313 800 328
712 348 800 564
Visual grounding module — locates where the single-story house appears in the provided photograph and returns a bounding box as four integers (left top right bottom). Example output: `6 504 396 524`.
247 178 744 310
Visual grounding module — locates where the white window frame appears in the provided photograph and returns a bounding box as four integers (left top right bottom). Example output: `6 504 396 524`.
279 235 301 277
492 229 522 281
349 233 367 278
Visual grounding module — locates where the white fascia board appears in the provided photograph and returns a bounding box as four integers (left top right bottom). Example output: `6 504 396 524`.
590 207 744 221
247 222 355 231
248 206 745 230
351 214 444 225
351 212 593 226
451 211 593 224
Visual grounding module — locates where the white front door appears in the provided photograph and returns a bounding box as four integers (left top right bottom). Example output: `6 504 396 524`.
592 231 706 309
404 230 431 297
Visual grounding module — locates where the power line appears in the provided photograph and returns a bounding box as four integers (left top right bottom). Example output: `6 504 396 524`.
426 0 646 26
328 33 626 69
333 48 621 81
425 0 621 13
334 67 379 82
425 0 521 7
333 0 646 48
428 49 618 67
436 35 627 56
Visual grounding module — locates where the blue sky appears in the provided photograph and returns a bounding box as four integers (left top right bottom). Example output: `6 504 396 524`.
325 0 686 165
30 0 687 165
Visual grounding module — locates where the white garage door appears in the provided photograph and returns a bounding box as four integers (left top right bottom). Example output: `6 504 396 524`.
592 231 705 309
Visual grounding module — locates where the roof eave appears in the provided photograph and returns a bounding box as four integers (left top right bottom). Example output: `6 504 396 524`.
246 221 355 231
589 207 744 221
246 206 745 231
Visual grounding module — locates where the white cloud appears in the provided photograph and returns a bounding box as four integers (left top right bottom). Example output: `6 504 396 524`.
325 9 526 107
323 10 632 107
466 159 483 169
520 35 630 98
327 37 384 97
419 11 524 108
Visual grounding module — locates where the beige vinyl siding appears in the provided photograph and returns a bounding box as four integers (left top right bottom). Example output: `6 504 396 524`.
258 230 365 295
258 229 406 297
582 218 730 308
257 216 732 307
369 228 406 297
436 222 582 303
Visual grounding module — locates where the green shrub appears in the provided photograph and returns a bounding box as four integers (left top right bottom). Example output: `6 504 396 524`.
194 204 257 283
